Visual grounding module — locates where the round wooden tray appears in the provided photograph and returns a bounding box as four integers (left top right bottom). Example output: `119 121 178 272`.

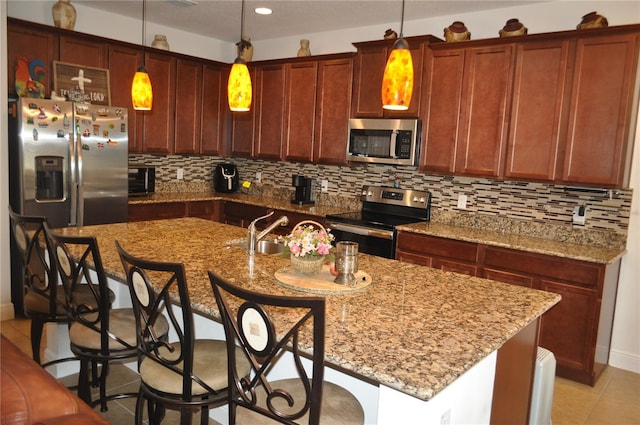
274 264 372 294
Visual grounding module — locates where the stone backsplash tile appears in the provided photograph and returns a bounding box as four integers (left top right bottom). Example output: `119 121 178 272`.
129 154 632 244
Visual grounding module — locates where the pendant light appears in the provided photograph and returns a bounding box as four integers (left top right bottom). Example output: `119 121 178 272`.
131 0 153 110
381 0 413 111
228 0 252 112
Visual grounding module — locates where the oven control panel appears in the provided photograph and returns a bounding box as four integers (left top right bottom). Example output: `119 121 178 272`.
360 185 430 209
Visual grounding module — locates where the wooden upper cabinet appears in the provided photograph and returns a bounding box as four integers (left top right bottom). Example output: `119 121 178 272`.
174 58 203 154
255 64 286 160
314 58 353 165
420 48 465 174
505 40 570 181
562 32 639 187
107 44 143 152
284 61 318 163
200 63 228 155
421 43 515 178
59 35 108 68
7 22 58 98
352 36 438 118
456 44 515 178
141 52 176 154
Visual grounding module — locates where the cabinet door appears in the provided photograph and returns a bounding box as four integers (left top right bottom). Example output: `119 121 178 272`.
222 202 268 228
314 58 353 165
59 35 108 68
7 22 58 98
108 44 143 152
174 58 202 154
352 46 387 117
562 33 639 186
505 40 570 181
456 45 515 177
284 62 318 163
256 64 285 160
200 63 227 155
128 202 186 222
142 52 176 154
538 280 599 380
420 48 465 174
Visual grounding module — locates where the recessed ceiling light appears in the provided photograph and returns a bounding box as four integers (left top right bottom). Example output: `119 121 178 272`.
255 7 272 15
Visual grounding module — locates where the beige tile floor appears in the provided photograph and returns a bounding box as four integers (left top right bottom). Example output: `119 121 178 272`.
2 317 639 424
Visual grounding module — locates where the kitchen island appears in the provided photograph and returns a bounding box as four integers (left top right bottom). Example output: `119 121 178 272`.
53 218 560 424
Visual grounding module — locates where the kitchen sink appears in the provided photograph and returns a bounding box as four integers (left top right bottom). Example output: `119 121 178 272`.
226 238 285 255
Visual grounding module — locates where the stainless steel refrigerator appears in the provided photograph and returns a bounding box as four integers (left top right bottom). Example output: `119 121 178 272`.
9 97 128 227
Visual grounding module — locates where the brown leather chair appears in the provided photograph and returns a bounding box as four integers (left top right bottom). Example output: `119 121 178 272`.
8 207 114 367
44 224 168 412
208 271 364 425
1 334 109 425
116 241 250 425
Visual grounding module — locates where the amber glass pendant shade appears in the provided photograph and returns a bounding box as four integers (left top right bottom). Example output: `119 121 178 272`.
382 39 414 111
228 59 252 112
131 68 153 110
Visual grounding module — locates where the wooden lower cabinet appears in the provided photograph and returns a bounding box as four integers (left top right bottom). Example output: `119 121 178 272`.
396 230 620 386
129 200 219 222
221 202 268 228
395 232 478 276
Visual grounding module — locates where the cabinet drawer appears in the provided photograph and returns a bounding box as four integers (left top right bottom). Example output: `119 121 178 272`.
483 268 534 288
484 247 602 287
397 232 478 262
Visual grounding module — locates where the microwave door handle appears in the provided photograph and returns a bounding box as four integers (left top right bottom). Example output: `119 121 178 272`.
390 130 398 158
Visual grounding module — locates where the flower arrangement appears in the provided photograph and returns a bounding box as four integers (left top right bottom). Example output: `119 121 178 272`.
280 221 335 260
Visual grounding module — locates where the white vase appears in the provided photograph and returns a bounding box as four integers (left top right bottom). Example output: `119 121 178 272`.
52 0 76 30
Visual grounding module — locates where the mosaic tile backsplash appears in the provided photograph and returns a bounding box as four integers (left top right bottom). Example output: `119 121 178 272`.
129 154 632 246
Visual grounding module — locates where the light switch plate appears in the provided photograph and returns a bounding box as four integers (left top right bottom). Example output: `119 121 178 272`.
321 180 329 193
177 168 184 180
457 194 467 209
255 172 262 183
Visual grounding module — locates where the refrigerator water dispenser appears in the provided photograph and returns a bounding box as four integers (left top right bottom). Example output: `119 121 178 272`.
35 156 64 201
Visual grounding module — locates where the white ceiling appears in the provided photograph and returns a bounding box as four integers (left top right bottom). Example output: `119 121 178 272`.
74 0 546 43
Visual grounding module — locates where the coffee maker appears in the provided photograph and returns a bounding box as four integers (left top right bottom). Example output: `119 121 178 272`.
291 175 315 205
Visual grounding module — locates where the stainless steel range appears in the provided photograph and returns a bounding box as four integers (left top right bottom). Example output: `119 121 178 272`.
325 185 431 259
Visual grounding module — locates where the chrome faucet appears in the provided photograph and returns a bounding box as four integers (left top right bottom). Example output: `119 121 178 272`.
247 211 289 255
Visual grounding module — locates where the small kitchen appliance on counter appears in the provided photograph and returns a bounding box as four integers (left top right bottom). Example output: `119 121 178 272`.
215 163 239 193
128 167 155 196
291 174 315 205
326 185 431 259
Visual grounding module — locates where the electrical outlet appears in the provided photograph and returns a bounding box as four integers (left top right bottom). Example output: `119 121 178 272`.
177 168 184 180
457 194 467 209
255 172 262 183
573 205 586 225
321 180 329 193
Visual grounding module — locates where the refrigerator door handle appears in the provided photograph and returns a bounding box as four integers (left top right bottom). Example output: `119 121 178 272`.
69 131 78 226
76 131 84 226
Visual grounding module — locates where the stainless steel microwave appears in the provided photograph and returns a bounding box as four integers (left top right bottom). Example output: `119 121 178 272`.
347 118 421 166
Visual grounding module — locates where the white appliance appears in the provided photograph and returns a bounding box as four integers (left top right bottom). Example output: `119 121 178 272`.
529 347 556 425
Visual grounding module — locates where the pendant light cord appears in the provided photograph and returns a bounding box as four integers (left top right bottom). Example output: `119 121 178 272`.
399 0 405 38
240 0 245 41
142 0 147 67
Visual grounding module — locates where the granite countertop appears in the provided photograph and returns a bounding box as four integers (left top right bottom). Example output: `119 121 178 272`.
397 221 625 264
128 191 346 217
128 191 625 265
57 217 560 401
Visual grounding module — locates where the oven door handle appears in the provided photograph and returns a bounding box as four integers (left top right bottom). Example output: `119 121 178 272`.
327 222 394 240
